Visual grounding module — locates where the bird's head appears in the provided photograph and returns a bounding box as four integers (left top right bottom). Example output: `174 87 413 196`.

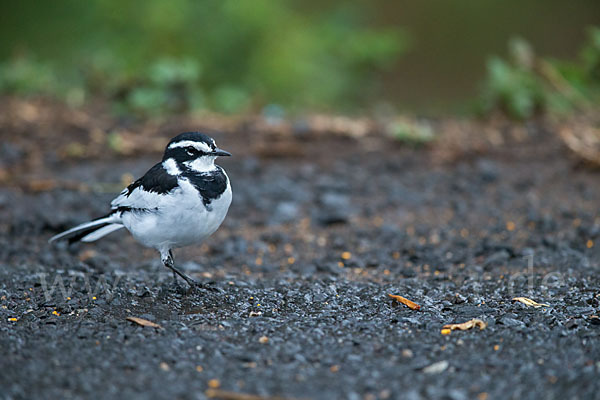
162 132 231 174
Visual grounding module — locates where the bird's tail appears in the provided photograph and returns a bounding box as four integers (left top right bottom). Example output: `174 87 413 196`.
49 214 124 244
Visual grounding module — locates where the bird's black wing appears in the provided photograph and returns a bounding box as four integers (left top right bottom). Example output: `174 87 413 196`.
111 163 179 212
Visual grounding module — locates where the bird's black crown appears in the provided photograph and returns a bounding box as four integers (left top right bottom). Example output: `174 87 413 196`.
167 132 216 149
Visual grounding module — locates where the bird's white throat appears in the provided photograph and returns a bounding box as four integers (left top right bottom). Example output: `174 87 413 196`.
163 156 218 175
183 156 217 173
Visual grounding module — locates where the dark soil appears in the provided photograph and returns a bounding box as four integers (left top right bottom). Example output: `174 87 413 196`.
1 102 599 400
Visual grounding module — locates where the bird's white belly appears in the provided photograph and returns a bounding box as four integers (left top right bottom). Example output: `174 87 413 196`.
122 181 232 251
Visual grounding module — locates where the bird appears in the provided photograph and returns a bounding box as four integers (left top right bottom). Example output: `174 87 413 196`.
49 131 232 287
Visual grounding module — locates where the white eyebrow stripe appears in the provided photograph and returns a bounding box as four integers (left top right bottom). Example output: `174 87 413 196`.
168 140 213 153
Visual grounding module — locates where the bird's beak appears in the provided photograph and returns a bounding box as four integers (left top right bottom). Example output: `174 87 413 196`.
213 148 232 157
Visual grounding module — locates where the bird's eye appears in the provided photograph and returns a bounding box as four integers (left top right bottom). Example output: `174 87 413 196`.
186 147 196 156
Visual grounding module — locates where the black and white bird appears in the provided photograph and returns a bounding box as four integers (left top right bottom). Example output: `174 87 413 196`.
49 132 232 286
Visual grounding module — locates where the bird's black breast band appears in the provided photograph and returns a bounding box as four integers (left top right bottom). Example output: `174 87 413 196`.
122 163 228 208
183 166 228 207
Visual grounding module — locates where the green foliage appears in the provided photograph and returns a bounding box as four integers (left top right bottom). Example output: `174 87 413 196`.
483 59 543 119
480 29 600 119
582 27 600 81
0 57 57 95
480 38 547 119
0 56 88 107
123 57 202 114
0 1 408 114
387 119 435 145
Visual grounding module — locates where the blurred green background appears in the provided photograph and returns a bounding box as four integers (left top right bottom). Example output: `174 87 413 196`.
1 0 599 117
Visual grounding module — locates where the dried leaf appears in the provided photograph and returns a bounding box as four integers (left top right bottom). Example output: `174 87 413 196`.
559 123 600 166
422 360 449 374
28 179 57 192
388 294 421 310
205 389 294 400
512 297 550 308
126 316 162 328
159 362 170 371
442 318 487 332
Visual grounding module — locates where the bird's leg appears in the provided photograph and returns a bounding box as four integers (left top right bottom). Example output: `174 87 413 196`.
168 250 178 284
161 249 198 287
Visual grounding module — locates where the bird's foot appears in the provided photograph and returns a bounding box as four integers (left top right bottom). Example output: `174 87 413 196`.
163 277 223 296
194 280 224 294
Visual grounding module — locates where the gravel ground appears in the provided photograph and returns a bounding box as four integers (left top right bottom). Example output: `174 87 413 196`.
1 121 600 400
